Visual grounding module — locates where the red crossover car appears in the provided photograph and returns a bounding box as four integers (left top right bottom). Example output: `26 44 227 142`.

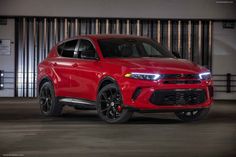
38 35 213 123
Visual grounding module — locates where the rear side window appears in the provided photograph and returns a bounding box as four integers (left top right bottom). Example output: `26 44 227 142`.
58 40 78 58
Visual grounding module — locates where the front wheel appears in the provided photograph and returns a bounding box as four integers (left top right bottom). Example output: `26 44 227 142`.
175 108 210 122
97 83 133 123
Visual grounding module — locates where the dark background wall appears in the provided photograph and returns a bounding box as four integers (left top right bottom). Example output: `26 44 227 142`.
0 0 236 19
0 0 236 99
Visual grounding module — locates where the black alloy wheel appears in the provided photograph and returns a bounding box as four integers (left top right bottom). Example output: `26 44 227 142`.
39 82 62 116
97 83 132 123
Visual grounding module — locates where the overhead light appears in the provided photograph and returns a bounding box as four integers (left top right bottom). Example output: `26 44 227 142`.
216 0 234 4
0 73 3 77
0 84 3 87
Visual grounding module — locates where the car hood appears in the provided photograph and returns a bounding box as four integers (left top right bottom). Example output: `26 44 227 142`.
105 57 206 74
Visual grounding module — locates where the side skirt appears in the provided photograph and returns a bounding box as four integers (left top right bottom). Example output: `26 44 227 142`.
58 97 96 110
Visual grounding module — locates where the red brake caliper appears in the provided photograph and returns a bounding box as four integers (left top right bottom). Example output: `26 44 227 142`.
117 105 122 112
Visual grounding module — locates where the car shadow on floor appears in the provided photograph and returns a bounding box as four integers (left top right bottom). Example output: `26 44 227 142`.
0 104 235 124
49 111 182 124
0 109 181 124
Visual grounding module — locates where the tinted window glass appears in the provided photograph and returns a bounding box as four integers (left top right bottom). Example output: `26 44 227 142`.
79 39 95 52
61 40 78 58
142 42 163 56
78 39 97 59
98 38 173 58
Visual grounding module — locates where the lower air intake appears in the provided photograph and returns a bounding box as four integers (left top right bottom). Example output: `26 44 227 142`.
150 89 206 105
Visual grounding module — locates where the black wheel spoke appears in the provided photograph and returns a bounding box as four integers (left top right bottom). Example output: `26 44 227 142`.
46 101 50 110
106 106 113 118
114 101 121 105
101 104 111 112
100 100 107 103
40 96 46 100
42 101 48 111
41 99 47 106
101 108 109 112
40 86 52 113
102 92 108 100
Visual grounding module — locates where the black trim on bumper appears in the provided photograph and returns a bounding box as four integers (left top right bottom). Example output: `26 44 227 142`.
149 89 207 106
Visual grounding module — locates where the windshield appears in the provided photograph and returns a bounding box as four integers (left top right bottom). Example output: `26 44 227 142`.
98 38 174 58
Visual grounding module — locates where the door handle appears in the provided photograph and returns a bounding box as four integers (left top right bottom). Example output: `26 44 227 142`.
51 62 57 66
72 63 79 68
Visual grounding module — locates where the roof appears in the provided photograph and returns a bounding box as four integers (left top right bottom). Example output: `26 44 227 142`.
78 34 149 40
56 34 150 46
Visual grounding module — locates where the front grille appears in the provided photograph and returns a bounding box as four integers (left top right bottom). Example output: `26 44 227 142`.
150 89 206 105
162 74 199 79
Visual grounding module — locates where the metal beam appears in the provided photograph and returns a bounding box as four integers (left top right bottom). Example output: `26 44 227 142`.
188 20 192 60
137 19 140 36
167 20 171 51
116 19 120 34
106 19 109 34
95 19 99 34
177 20 181 53
198 20 202 65
157 20 161 43
126 19 130 35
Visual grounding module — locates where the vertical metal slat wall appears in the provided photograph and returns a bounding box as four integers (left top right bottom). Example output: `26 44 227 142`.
15 17 213 97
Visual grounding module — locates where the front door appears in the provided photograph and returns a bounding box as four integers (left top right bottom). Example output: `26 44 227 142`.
69 39 102 101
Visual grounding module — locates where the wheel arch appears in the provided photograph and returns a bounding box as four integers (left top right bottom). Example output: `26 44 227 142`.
38 76 54 95
96 76 125 101
97 76 116 94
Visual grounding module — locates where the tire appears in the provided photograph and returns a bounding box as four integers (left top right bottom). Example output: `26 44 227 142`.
175 108 210 122
39 82 63 116
97 83 133 123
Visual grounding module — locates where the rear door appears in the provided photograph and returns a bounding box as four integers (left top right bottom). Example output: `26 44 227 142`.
51 39 79 97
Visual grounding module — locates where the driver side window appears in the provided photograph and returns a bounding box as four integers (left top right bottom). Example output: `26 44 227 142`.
78 39 98 59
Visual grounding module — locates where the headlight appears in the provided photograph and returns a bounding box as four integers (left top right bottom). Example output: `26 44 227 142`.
199 72 211 80
124 72 161 81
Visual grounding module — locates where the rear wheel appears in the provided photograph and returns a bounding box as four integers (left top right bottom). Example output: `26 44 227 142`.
175 108 209 122
97 83 133 123
39 82 63 116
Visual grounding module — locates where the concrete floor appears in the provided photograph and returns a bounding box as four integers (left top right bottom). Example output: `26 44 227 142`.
0 98 235 157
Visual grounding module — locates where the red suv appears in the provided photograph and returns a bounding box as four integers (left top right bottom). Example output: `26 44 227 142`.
38 35 213 123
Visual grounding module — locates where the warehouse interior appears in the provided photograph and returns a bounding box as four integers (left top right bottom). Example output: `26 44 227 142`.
0 0 236 156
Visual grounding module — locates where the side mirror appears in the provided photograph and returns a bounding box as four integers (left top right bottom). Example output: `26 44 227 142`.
80 50 98 60
172 51 181 58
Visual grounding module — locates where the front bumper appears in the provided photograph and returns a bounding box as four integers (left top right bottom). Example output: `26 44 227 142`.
119 78 213 111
